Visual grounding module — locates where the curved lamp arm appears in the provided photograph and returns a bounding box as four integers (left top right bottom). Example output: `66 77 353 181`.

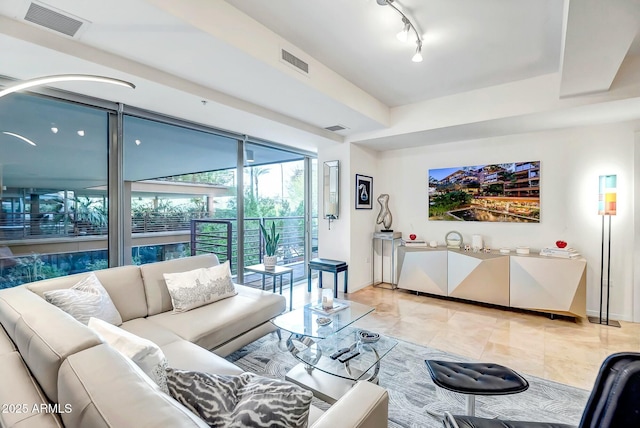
0 74 135 99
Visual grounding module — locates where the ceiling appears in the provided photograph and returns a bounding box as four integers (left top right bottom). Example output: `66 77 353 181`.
0 0 639 153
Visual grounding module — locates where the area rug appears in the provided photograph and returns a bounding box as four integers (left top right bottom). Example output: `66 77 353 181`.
226 332 590 428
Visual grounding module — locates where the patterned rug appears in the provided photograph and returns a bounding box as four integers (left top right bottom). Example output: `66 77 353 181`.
226 332 590 428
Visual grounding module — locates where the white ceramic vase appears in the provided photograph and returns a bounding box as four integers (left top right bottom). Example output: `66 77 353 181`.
263 255 277 270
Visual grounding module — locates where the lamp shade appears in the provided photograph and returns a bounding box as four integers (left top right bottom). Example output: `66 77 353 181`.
598 174 617 215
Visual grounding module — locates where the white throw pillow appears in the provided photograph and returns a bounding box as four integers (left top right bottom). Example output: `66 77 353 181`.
43 272 122 326
88 317 169 394
163 261 237 313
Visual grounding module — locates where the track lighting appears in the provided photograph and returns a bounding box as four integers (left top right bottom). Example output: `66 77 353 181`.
396 18 411 43
412 42 423 62
378 0 423 63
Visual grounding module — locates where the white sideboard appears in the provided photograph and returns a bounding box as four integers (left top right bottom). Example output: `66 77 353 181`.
396 246 586 318
396 247 447 295
510 255 586 317
447 250 510 306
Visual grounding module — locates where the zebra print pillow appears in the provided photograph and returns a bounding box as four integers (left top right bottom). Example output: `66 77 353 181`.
166 368 313 428
43 272 122 326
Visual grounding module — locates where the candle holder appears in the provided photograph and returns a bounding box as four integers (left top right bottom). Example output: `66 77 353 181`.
321 289 334 310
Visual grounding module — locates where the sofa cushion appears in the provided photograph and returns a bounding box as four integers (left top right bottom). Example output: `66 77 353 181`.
58 344 209 428
27 265 148 322
166 369 313 428
0 352 63 428
43 273 123 326
160 340 244 375
0 287 103 403
120 318 183 347
88 317 169 393
147 284 285 351
140 254 220 316
0 323 16 356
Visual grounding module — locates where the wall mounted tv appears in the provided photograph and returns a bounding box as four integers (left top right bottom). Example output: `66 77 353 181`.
428 161 540 223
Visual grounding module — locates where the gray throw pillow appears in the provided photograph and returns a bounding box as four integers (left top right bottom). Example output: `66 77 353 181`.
166 368 313 428
43 272 122 326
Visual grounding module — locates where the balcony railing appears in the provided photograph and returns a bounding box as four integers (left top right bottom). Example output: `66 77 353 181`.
191 216 318 275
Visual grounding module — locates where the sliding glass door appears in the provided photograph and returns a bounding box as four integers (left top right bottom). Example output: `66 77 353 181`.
123 115 238 267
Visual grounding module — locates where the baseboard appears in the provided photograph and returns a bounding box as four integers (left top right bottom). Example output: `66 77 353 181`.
585 309 629 322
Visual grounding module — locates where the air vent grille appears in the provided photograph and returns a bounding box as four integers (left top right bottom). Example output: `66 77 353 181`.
281 49 309 74
325 125 348 132
24 2 84 37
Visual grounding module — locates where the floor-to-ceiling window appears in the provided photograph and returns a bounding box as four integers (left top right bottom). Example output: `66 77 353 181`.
0 93 110 287
123 114 238 267
0 87 316 288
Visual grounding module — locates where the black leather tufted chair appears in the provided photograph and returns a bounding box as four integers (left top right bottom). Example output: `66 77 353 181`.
443 352 640 428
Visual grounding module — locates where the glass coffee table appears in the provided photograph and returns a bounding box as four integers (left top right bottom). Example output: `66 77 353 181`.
272 299 397 404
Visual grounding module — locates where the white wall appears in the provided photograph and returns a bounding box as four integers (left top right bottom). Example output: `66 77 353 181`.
349 144 379 291
317 143 351 290
373 123 637 321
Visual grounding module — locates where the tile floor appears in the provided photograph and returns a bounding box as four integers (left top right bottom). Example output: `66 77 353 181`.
289 282 640 390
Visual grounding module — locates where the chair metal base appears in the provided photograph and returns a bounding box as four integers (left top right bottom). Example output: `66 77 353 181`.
427 394 475 419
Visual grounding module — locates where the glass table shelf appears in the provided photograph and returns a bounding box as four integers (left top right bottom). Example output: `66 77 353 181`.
273 299 374 339
292 326 397 381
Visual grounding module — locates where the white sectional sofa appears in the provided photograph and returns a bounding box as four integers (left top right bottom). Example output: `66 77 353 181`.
0 254 389 428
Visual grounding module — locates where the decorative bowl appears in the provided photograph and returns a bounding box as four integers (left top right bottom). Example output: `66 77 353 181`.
409 234 417 240
357 330 380 343
316 317 332 326
556 240 568 248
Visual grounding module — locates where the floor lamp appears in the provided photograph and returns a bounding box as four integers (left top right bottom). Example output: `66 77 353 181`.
588 174 621 327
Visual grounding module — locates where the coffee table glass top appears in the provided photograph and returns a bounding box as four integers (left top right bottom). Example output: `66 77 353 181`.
272 299 374 339
293 326 397 381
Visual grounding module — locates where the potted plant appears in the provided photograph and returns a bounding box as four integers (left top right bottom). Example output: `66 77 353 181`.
259 221 280 270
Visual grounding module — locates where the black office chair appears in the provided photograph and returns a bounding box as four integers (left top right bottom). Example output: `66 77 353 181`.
443 352 640 428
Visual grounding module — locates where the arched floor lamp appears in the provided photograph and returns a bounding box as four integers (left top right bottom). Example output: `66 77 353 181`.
0 74 135 99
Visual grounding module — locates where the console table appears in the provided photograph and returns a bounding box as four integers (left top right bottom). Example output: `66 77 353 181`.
371 231 402 288
396 247 586 318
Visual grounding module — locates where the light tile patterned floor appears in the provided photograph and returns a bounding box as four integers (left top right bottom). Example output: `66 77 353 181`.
288 282 640 390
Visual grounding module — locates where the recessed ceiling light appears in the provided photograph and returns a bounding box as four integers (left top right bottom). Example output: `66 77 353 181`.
135 139 141 146
77 130 85 137
50 127 58 134
2 131 37 146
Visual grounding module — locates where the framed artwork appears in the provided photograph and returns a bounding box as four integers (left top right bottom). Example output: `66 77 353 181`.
428 161 540 222
355 174 373 209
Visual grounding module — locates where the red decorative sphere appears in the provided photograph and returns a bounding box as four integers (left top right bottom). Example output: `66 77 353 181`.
409 234 417 240
556 240 567 248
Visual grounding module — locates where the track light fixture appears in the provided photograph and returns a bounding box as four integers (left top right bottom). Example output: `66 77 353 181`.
377 0 423 63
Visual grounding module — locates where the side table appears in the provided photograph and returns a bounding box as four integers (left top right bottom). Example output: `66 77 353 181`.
244 264 294 311
307 258 348 298
372 231 402 289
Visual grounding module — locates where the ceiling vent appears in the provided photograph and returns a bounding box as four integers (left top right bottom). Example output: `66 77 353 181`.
324 125 348 132
24 2 85 37
281 49 309 74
